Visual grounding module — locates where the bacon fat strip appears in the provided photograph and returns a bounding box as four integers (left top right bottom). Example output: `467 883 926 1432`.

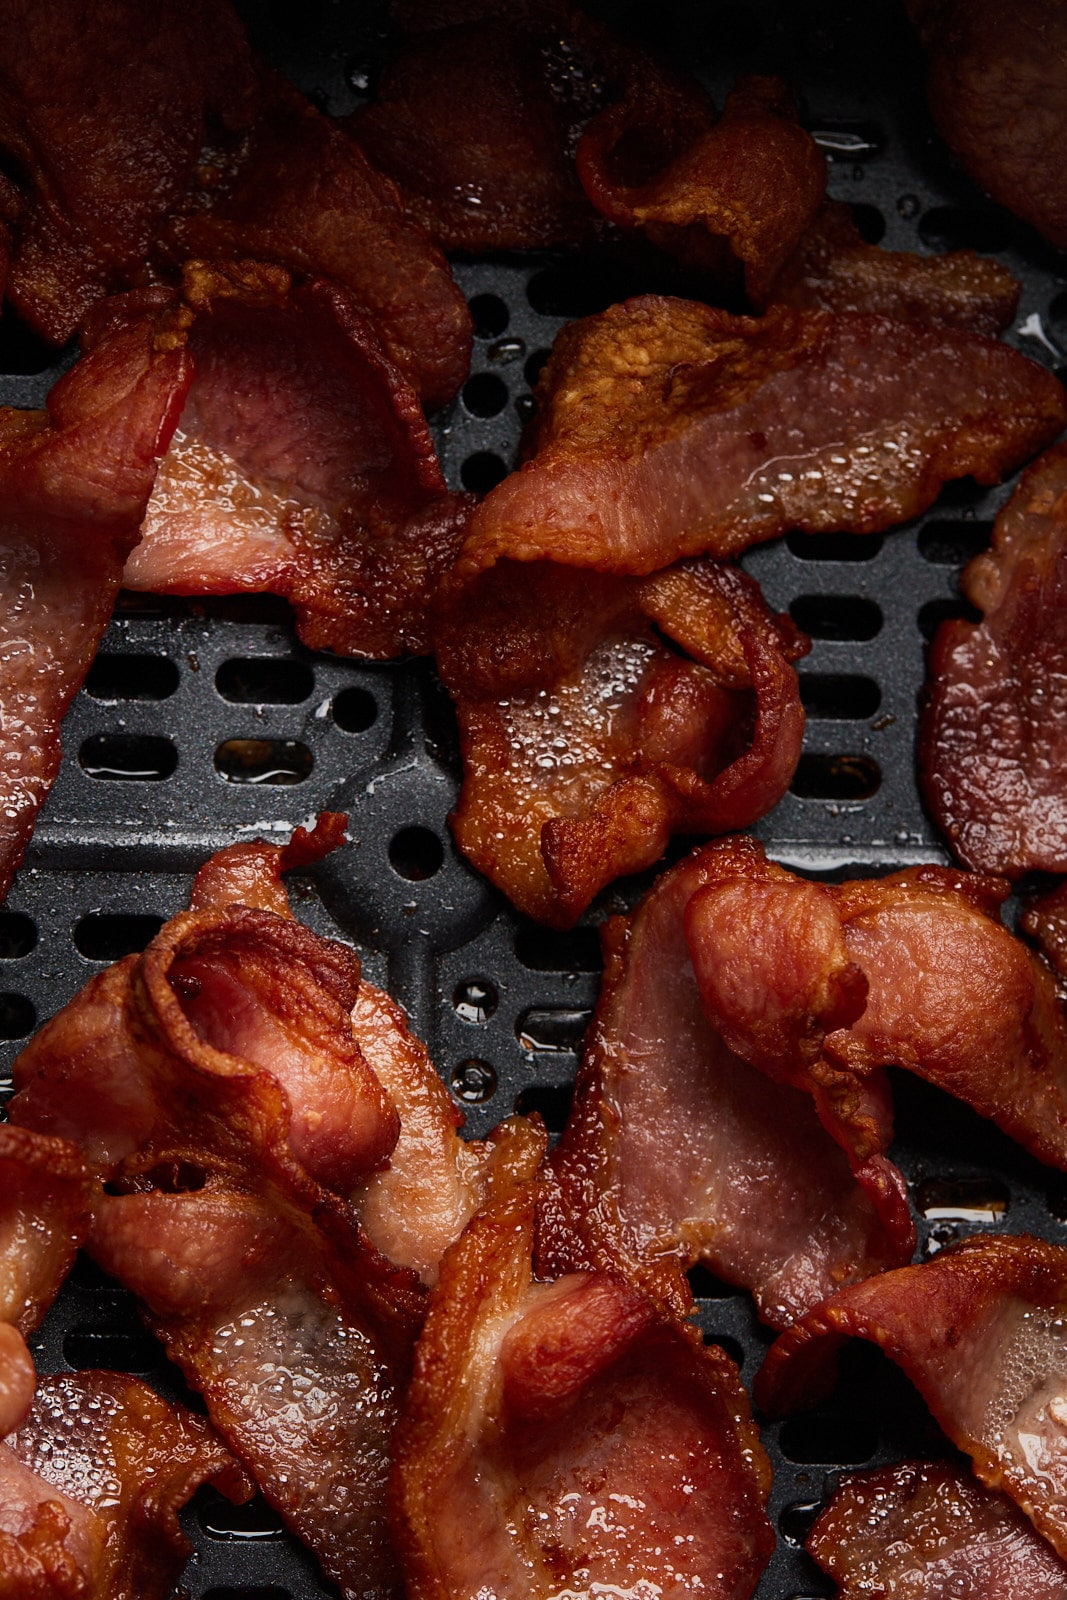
686 837 1067 1174
921 443 1067 878
0 1124 91 1338
391 1117 775 1600
540 844 914 1330
807 1459 1067 1599
450 297 1066 588
756 1234 1067 1561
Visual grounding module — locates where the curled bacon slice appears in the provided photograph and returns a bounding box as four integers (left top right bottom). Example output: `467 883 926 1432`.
437 556 808 926
106 261 472 658
0 0 256 344
0 1125 90 1337
390 1118 775 1599
807 1459 1067 1599
921 444 1067 877
756 1234 1067 1561
0 307 191 902
0 1369 250 1600
541 845 914 1330
686 838 1067 1174
452 297 1066 585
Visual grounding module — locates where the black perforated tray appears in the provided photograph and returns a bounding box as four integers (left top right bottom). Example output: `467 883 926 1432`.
3 3 1066 1596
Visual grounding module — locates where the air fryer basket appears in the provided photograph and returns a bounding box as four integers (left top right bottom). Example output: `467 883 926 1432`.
2 2 1066 1595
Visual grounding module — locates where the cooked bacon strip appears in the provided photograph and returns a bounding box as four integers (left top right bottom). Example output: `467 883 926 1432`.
437 556 808 926
102 262 472 658
391 1118 775 1599
909 0 1067 250
686 838 1067 1173
452 298 1066 586
920 444 1067 877
1 1369 250 1600
168 71 472 409
757 1235 1067 1561
0 1125 90 1337
0 0 256 344
807 1459 1067 1599
0 310 191 903
541 845 914 1330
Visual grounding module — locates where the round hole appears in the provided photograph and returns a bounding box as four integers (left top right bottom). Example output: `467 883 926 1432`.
452 978 498 1024
0 991 34 1039
332 686 378 733
452 1058 498 1103
388 825 444 880
462 372 509 418
524 347 551 388
849 202 886 244
468 293 509 339
779 1499 824 1547
461 451 508 493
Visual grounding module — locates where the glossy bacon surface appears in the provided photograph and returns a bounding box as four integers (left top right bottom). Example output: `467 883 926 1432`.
438 557 807 926
391 1118 775 1599
453 298 1066 584
541 846 914 1329
757 1234 1067 1561
0 1125 90 1338
0 310 191 903
921 444 1067 877
807 1459 1067 1599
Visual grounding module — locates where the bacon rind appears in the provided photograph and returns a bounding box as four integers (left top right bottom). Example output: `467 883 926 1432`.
391 1118 774 1600
0 1125 91 1337
807 1459 1067 1599
451 298 1067 586
920 444 1067 877
541 845 914 1330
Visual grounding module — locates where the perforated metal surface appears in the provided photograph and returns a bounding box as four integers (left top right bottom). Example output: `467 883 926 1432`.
2 2 1067 1596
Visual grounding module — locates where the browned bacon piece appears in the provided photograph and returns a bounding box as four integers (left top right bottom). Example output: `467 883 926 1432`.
0 1369 250 1600
452 297 1066 586
0 1125 90 1339
757 1235 1067 1561
437 556 808 926
169 71 472 409
109 262 472 658
807 1459 1067 1599
390 1118 775 1599
909 0 1067 250
0 306 191 903
685 838 1067 1174
541 845 913 1329
0 0 257 345
920 444 1067 878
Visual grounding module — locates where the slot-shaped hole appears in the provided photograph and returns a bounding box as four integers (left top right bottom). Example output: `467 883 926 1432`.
791 753 881 800
0 992 35 1039
790 595 882 640
332 686 378 732
468 292 509 338
914 1175 1010 1224
452 979 498 1024
514 1082 574 1132
451 1058 497 1103
69 1254 125 1293
688 1264 740 1300
515 925 602 973
463 373 509 418
79 735 178 781
0 912 36 959
800 674 881 720
388 826 444 881
516 1006 591 1053
83 653 180 701
74 913 164 961
461 451 508 493
214 739 312 785
918 596 982 642
215 658 313 704
779 1499 825 1547
526 261 645 319
811 123 884 159
785 530 883 562
199 1488 285 1541
704 1334 746 1368
917 521 992 566
918 205 1012 254
778 1414 879 1465
62 1323 162 1373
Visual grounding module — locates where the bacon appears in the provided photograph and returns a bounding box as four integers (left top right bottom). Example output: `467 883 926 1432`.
756 1234 1067 1561
920 444 1067 877
807 1460 1067 1599
909 0 1067 250
390 1118 775 1599
452 298 1066 586
0 0 256 344
437 556 807 926
685 839 1067 1174
0 308 191 902
0 1125 91 1338
541 846 914 1330
102 262 472 658
168 71 472 409
0 1369 250 1600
